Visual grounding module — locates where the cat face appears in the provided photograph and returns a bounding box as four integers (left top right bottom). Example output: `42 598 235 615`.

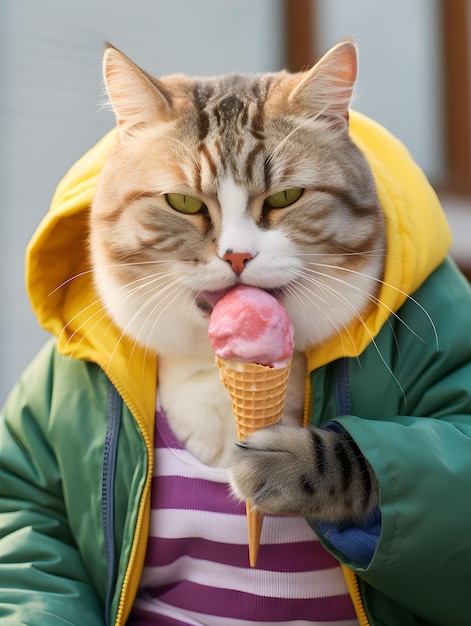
90 41 385 356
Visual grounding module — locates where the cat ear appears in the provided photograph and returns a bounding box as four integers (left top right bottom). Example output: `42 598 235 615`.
288 39 357 127
103 44 172 127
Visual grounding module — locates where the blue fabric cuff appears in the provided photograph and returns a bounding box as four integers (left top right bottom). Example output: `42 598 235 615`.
315 420 381 566
315 509 381 566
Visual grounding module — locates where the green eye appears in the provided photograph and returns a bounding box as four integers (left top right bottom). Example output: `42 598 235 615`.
265 188 303 209
166 193 204 214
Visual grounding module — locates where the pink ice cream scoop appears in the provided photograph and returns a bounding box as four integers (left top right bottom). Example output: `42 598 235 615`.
208 286 294 369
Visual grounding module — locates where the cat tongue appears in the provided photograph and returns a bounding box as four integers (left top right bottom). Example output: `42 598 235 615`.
208 286 294 369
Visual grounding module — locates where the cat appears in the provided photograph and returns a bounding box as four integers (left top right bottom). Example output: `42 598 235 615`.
90 39 381 526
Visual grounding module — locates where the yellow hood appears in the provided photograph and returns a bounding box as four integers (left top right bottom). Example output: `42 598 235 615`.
26 111 451 419
306 111 452 370
25 129 156 425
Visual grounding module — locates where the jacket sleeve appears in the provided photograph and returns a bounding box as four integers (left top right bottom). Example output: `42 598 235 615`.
327 259 471 626
0 340 105 625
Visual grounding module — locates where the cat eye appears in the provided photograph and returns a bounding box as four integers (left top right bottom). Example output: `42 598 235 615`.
166 193 205 214
264 188 303 209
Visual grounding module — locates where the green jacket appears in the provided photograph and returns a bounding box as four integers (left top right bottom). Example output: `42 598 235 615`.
1 111 471 625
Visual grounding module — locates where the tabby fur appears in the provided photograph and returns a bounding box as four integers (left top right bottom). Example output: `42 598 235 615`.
90 40 382 523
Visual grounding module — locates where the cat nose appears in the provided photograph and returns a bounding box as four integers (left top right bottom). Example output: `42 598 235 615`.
223 251 253 275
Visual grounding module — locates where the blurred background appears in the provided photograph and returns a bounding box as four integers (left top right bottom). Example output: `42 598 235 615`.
1 0 470 403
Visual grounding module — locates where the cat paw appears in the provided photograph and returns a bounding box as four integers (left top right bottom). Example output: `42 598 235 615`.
229 424 378 523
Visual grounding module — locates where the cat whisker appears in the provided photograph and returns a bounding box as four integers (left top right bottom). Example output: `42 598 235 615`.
281 282 310 328
295 267 406 401
285 274 360 360
49 260 172 297
297 267 371 340
58 267 175 341
304 261 438 349
292 247 388 259
139 282 190 370
105 276 187 374
60 268 181 364
59 297 113 357
61 301 116 364
105 256 175 267
49 269 95 296
128 280 197 385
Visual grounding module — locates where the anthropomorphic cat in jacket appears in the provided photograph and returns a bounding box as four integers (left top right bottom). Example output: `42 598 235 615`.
1 41 471 625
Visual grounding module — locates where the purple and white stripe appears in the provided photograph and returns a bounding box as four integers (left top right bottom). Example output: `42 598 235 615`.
129 408 358 625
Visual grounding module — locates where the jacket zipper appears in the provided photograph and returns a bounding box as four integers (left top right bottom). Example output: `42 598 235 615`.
341 565 370 626
98 370 155 626
103 382 123 626
114 488 151 626
114 411 154 626
308 369 370 626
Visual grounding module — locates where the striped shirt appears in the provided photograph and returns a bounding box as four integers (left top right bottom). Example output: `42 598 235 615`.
129 407 358 625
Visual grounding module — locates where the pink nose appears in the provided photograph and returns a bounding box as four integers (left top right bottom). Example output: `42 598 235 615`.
223 251 253 275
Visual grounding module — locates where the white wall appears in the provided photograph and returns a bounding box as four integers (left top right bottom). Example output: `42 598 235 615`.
0 0 282 403
314 0 445 182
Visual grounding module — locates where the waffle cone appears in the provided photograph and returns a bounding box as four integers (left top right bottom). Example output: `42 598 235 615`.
215 355 291 566
214 356 291 440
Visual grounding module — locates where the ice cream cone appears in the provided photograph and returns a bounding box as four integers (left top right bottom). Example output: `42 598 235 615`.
215 355 291 566
215 356 291 438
